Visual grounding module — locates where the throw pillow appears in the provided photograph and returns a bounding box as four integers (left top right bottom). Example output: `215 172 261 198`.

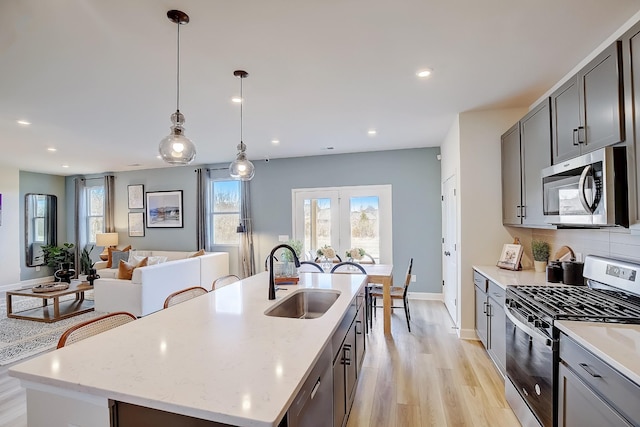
129 255 167 266
190 249 206 258
128 250 153 262
110 251 130 269
117 257 149 280
106 245 132 268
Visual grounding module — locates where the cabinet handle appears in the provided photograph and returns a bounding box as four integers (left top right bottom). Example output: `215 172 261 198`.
356 320 363 335
521 205 526 219
483 301 488 314
343 344 352 366
579 363 601 378
310 377 321 400
577 126 585 144
572 128 579 146
516 205 521 218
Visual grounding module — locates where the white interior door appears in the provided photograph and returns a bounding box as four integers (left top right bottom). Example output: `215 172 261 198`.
293 185 392 263
442 175 458 325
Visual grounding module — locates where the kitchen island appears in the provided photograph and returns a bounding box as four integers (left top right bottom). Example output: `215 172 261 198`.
9 271 367 427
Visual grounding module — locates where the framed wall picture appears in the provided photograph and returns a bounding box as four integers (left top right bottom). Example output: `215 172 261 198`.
128 212 145 237
497 243 523 270
128 184 144 209
146 190 183 228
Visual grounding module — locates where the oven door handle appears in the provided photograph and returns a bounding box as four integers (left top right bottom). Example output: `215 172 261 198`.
505 308 553 348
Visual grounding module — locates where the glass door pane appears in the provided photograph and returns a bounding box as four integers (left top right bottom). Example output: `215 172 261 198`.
303 197 332 254
349 196 379 262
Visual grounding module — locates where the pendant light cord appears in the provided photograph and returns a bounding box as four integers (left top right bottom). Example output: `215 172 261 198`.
176 21 181 113
240 74 243 144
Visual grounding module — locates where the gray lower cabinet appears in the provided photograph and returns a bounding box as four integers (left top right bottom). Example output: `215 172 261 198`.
551 41 624 164
332 288 365 427
501 99 551 227
558 333 640 427
473 270 506 377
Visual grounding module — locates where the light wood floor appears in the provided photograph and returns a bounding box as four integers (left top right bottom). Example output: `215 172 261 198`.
0 300 518 427
346 300 520 427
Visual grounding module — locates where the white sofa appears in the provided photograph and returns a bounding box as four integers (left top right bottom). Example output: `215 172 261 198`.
93 251 229 317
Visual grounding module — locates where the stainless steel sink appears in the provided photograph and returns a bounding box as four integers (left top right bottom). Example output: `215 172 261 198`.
265 289 341 319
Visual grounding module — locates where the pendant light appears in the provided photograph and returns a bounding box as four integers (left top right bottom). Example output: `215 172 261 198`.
159 10 196 165
229 70 255 181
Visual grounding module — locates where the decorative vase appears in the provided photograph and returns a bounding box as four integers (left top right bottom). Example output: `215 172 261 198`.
534 260 547 273
54 262 76 283
320 256 331 272
86 268 100 286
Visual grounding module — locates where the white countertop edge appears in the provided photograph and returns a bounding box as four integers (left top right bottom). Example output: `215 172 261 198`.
555 320 640 386
473 264 566 289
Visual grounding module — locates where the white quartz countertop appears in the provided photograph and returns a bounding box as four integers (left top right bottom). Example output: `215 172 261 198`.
473 265 562 289
556 321 640 386
9 271 367 427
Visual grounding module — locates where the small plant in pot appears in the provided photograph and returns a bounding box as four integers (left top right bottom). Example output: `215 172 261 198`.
79 246 96 280
531 239 550 273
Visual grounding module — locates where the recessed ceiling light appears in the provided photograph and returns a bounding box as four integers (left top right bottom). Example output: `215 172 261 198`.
416 69 432 78
271 139 280 145
232 97 242 103
368 130 377 136
157 155 162 159
62 164 69 168
47 148 57 152
325 147 334 150
17 120 31 126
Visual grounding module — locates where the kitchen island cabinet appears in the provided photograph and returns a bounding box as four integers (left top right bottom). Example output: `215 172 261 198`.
551 41 624 164
9 272 368 427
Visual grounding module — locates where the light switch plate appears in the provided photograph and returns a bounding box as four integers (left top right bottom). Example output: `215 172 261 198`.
411 274 417 282
278 235 289 242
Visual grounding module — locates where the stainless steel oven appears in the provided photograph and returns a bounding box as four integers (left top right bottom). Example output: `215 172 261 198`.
505 255 640 427
541 146 628 227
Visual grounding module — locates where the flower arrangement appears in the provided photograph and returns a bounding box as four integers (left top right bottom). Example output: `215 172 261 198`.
317 245 336 259
345 248 365 260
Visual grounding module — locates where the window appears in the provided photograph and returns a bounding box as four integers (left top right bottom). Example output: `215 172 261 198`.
210 180 241 245
293 185 392 263
86 185 104 243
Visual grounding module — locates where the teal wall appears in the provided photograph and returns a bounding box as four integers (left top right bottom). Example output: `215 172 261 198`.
54 147 442 293
19 171 67 280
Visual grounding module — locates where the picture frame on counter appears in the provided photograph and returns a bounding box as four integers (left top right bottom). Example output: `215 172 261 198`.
146 190 183 228
497 243 523 270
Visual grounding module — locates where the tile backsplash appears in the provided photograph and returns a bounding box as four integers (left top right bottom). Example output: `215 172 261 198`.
529 228 640 264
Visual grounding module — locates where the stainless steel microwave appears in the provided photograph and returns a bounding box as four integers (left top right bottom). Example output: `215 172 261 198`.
541 146 628 227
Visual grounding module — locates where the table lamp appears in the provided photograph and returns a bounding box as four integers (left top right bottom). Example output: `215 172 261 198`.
96 232 119 261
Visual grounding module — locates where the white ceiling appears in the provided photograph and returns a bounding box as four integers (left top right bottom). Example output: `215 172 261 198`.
3 0 640 176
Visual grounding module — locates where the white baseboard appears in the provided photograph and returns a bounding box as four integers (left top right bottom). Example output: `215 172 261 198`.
0 276 55 293
458 328 479 340
407 292 443 301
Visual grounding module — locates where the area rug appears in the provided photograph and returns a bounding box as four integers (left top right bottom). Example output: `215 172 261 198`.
0 291 104 366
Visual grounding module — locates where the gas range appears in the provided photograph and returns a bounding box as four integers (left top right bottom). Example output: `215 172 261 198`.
504 255 640 427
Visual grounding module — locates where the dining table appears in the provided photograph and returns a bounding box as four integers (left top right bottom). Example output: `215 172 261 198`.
328 263 394 335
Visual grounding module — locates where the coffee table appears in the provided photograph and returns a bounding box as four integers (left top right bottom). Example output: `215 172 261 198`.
6 283 94 323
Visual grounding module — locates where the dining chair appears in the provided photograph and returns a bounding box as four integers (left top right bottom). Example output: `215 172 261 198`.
212 274 241 291
330 261 370 333
370 258 413 332
299 261 324 272
57 311 136 348
315 254 342 263
163 286 208 308
360 253 376 264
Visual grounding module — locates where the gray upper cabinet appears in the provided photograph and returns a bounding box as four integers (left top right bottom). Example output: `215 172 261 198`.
551 41 624 164
521 99 552 225
501 99 551 227
622 21 640 227
501 123 522 225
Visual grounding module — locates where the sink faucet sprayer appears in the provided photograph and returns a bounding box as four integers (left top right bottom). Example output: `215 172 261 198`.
268 244 301 300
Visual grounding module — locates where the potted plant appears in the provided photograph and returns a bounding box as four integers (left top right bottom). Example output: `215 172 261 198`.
280 240 303 277
79 246 95 280
531 239 550 273
42 242 75 269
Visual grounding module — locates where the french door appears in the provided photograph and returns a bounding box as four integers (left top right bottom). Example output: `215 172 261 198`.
292 185 392 264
